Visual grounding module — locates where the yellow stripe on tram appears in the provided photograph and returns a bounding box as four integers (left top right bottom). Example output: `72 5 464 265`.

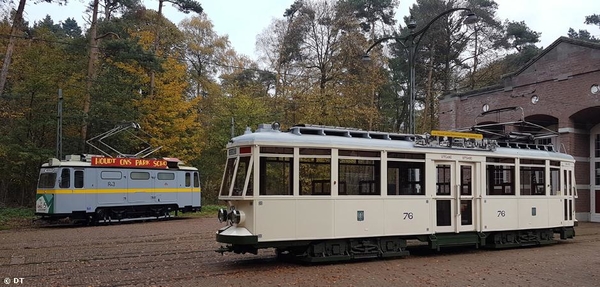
37 188 201 194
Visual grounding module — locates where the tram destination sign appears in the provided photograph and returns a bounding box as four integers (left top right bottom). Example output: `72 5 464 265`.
91 157 168 169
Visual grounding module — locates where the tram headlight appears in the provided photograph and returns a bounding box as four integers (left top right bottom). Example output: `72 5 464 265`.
217 208 228 223
230 210 245 225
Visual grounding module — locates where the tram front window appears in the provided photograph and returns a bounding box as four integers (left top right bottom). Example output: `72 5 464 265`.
220 158 236 196
38 173 57 188
232 157 251 196
59 168 70 188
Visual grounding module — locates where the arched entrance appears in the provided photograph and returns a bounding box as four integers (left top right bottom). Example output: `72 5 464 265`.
571 107 600 222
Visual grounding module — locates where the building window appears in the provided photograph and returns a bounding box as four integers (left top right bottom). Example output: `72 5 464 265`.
595 134 600 158
596 162 600 186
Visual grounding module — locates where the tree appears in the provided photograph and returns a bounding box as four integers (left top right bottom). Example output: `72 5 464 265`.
179 14 231 98
61 17 83 38
149 0 203 97
0 0 66 97
337 0 398 35
495 20 540 52
567 14 600 43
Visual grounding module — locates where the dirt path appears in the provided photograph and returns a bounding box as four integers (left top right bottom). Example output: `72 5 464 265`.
0 218 598 286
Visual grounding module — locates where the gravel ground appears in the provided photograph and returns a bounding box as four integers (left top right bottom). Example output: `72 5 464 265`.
0 217 598 287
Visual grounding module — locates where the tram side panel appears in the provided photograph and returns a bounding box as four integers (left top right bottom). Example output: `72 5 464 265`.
383 198 431 235
481 198 519 232
548 198 564 227
296 199 333 239
334 199 384 238
255 199 296 241
518 198 550 229
97 169 127 205
56 168 87 217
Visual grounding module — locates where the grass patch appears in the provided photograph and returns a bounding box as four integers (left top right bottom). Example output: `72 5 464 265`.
0 207 35 230
179 204 226 218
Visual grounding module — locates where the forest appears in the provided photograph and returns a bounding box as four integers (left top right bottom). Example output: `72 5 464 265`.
1 0 598 207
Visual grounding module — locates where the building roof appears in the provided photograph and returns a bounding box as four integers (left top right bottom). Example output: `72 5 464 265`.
501 36 600 79
444 37 600 100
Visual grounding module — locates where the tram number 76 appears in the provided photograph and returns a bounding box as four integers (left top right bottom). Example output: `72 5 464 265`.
497 210 506 217
403 212 414 220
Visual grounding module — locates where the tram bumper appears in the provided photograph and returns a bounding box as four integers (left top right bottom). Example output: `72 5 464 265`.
216 225 259 245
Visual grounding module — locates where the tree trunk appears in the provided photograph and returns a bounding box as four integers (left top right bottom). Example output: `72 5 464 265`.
150 0 165 98
82 0 100 148
0 0 27 97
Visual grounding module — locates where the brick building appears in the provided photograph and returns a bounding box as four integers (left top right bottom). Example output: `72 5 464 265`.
440 37 600 222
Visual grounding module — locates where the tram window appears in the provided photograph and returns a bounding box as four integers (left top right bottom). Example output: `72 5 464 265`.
436 165 451 195
221 158 236 196
299 148 330 155
260 147 293 154
246 169 253 196
550 168 560 195
300 158 331 195
387 161 424 195
74 170 84 188
233 157 251 196
158 172 175 180
101 171 122 180
388 152 425 159
130 172 150 180
193 172 200 188
550 161 560 167
487 157 515 164
339 150 379 157
59 168 70 188
185 173 191 187
520 159 545 165
259 157 292 196
38 173 57 188
486 165 515 195
520 166 545 195
339 159 380 195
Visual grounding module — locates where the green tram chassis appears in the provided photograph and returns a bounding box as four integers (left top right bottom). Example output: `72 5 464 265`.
216 226 575 262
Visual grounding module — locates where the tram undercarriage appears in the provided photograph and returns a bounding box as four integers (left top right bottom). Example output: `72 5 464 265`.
37 204 201 225
217 227 575 263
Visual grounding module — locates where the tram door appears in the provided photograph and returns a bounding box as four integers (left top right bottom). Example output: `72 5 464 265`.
434 161 476 233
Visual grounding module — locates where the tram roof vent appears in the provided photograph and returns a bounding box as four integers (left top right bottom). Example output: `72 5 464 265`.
290 124 415 141
256 123 281 133
65 154 81 161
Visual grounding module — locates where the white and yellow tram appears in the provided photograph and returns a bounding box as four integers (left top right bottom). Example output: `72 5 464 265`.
216 124 576 261
36 154 201 223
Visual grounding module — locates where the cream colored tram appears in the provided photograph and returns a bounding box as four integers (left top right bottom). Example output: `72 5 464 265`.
216 124 576 261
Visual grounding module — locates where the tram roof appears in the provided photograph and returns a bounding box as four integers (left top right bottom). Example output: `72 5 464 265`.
229 124 574 161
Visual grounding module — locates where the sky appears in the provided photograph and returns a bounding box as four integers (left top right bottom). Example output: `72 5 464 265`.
20 0 600 59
